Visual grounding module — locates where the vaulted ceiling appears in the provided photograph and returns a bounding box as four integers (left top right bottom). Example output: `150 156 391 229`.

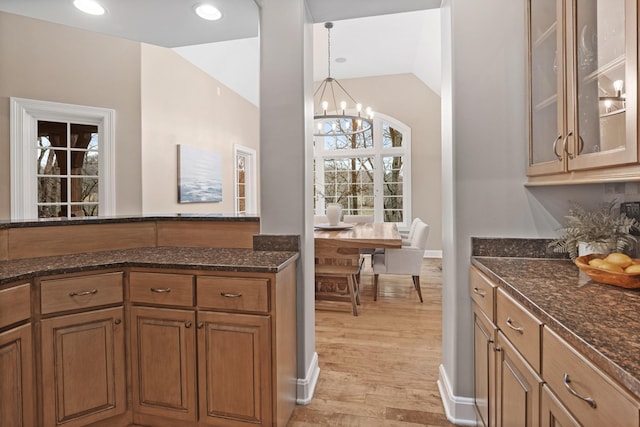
0 0 442 105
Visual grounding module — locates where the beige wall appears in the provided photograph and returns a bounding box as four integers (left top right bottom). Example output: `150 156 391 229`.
140 44 259 214
0 11 142 218
0 11 260 219
322 74 442 251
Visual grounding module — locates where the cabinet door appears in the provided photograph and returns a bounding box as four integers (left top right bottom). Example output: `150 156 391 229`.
495 332 542 427
41 307 125 427
0 324 34 427
540 385 581 427
473 304 496 427
528 0 567 176
567 0 638 170
130 306 197 422
197 311 271 426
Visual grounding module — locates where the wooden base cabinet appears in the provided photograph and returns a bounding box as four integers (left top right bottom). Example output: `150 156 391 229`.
473 303 496 427
495 331 542 427
41 307 126 427
197 311 271 426
540 385 581 427
0 323 34 427
130 306 197 423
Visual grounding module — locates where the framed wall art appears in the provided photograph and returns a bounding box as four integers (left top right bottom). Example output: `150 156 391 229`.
177 144 222 203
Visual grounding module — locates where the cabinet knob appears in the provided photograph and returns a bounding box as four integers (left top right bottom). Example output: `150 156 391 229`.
493 346 502 352
114 318 121 325
197 322 204 329
185 321 192 328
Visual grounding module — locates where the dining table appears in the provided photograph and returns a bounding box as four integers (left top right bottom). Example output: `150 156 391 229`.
313 222 402 300
313 222 402 259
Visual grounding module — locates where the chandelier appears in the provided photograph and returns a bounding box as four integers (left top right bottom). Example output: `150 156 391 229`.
314 22 374 137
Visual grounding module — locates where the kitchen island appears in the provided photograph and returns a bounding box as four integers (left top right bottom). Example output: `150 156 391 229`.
471 238 640 427
0 215 299 427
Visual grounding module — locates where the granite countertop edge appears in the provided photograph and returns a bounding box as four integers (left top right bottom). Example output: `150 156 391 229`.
471 256 640 401
0 247 299 285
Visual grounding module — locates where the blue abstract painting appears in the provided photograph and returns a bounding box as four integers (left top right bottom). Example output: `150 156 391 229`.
178 144 222 203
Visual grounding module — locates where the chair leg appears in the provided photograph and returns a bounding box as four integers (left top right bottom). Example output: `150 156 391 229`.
347 274 358 316
352 274 361 305
413 275 423 303
373 274 379 301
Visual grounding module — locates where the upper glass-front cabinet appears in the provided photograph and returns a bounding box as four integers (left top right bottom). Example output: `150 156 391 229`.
528 0 638 177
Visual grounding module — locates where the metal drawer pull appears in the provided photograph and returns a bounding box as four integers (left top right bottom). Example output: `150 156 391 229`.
150 287 171 293
220 292 243 298
563 374 597 408
69 289 98 297
552 134 563 161
505 317 524 334
472 287 486 297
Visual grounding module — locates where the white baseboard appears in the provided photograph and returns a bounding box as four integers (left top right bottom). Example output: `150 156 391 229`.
296 352 320 405
424 250 442 258
437 364 477 426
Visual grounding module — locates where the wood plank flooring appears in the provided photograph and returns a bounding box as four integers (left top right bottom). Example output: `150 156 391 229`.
288 258 456 427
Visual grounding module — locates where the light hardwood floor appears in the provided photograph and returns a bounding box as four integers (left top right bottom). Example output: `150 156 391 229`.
288 258 456 427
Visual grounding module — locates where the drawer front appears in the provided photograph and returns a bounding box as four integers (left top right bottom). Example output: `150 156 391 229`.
469 267 496 321
0 283 31 328
198 276 269 313
41 272 123 315
543 327 640 427
129 272 195 307
496 288 542 372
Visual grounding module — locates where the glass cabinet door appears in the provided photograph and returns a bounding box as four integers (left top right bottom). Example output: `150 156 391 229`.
568 0 637 169
528 0 567 175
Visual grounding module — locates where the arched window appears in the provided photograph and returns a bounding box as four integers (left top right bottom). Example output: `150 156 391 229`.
314 113 411 228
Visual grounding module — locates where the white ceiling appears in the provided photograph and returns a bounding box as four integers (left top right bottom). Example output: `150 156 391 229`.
0 0 441 106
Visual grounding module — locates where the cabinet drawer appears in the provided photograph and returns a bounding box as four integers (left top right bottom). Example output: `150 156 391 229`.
496 288 542 372
470 267 497 321
198 276 269 313
0 283 31 328
41 272 123 315
543 327 640 427
129 272 195 307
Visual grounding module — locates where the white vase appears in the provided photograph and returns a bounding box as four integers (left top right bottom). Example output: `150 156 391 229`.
326 203 342 226
578 241 613 256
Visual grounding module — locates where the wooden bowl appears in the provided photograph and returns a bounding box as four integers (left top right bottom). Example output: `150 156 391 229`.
575 254 640 289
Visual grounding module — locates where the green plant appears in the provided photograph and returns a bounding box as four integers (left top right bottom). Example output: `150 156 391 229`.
548 201 639 261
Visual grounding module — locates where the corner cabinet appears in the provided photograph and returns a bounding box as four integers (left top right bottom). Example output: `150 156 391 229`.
527 0 639 182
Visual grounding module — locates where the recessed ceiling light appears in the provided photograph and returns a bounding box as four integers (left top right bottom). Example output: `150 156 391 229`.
73 0 106 16
194 3 222 21
335 57 347 63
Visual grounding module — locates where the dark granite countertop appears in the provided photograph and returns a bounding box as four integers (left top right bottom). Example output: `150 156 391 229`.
0 247 298 285
472 256 640 400
0 214 259 229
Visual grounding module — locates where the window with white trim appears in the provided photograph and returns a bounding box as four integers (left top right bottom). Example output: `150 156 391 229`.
314 113 411 227
10 98 115 220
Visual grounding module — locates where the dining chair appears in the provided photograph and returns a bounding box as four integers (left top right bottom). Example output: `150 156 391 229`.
314 245 361 316
371 219 429 302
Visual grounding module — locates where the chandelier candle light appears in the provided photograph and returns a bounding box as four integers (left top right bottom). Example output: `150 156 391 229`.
314 22 374 137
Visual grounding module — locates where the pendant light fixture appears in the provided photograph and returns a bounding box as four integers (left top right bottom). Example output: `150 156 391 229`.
314 22 374 137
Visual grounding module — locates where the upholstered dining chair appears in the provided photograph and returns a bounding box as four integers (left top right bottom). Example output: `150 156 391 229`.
372 219 429 302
